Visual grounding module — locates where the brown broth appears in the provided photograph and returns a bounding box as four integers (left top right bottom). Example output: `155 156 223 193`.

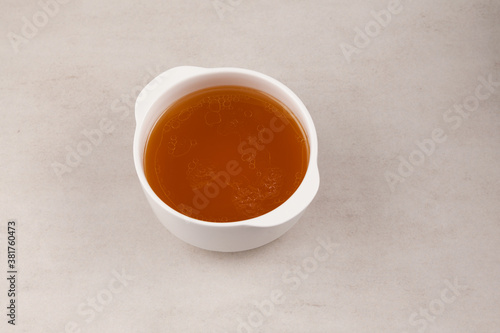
144 85 309 222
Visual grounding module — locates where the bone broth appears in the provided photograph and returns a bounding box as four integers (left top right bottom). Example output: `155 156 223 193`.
143 85 309 222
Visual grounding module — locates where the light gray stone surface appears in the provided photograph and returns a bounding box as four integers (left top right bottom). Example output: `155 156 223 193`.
1 0 499 332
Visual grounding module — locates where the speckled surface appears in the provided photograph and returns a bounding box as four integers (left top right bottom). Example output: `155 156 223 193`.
0 0 499 332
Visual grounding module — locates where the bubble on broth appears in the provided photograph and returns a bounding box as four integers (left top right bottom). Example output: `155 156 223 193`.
171 120 180 129
222 98 231 109
171 137 196 157
205 111 222 125
178 108 192 121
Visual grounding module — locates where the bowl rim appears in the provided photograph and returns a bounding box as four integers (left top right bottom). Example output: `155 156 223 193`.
133 66 320 228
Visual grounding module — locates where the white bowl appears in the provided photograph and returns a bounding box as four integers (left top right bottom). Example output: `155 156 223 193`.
133 66 319 252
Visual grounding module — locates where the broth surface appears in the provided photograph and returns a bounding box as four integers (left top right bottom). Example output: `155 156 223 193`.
144 85 309 222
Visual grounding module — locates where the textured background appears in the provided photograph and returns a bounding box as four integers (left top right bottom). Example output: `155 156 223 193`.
1 0 499 332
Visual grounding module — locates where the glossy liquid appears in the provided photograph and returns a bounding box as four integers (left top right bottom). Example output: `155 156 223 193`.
144 85 309 222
